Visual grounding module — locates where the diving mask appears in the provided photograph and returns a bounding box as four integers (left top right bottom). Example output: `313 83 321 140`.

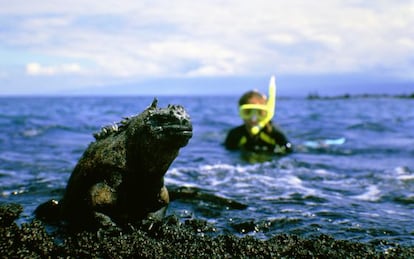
239 104 268 121
239 76 277 135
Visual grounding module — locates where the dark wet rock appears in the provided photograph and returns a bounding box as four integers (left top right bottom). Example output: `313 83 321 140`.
2 203 414 258
0 203 22 226
35 99 193 229
169 186 248 210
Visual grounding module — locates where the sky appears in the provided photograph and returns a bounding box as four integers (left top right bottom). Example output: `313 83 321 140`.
0 0 413 96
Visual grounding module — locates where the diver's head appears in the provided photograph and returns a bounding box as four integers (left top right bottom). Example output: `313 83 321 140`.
238 76 277 136
238 90 267 107
238 90 268 134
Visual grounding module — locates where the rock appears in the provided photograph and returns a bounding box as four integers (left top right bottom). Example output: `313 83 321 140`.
0 203 22 226
169 186 247 210
3 203 414 258
35 99 192 229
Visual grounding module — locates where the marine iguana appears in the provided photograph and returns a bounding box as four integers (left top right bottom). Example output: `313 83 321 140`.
35 99 192 229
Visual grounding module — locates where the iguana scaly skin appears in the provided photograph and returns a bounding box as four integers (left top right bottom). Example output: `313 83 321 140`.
35 99 192 229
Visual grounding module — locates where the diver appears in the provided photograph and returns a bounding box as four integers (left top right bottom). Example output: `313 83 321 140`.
224 76 292 155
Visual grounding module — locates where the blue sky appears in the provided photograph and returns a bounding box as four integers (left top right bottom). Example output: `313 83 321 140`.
0 0 413 96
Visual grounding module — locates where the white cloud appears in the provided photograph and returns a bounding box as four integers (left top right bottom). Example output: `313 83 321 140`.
26 62 83 76
268 34 299 45
0 0 413 83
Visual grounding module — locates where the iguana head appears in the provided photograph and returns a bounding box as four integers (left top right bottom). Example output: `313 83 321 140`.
125 98 193 178
141 98 193 148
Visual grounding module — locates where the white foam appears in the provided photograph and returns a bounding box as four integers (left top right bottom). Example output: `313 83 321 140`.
352 185 381 202
22 128 43 137
397 175 414 181
167 162 323 204
394 166 414 181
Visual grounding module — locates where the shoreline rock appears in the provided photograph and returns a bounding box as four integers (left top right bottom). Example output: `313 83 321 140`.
1 203 413 258
306 92 414 100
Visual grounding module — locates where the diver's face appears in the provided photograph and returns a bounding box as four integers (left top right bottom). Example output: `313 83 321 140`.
242 96 267 129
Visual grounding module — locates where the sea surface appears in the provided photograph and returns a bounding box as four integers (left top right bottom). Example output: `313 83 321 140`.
0 96 413 246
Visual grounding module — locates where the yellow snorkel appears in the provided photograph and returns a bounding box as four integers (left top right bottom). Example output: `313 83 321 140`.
239 75 277 135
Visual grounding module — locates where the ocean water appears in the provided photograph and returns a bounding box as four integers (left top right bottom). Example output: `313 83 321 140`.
0 96 413 245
